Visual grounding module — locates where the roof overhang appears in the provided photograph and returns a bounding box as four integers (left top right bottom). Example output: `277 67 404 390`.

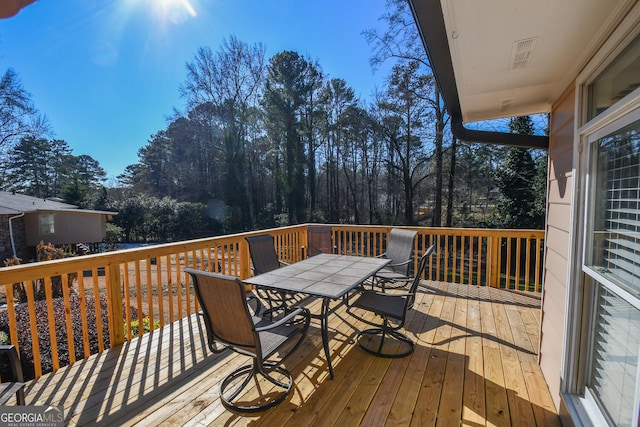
408 0 636 149
30 209 118 216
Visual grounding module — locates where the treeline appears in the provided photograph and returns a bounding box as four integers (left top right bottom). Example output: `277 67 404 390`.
0 0 547 244
116 35 546 234
119 43 440 231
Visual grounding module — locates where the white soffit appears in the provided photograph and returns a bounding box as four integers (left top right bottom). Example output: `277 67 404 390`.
441 0 634 122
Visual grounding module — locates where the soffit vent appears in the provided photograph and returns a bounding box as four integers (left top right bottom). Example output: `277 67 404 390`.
509 37 538 70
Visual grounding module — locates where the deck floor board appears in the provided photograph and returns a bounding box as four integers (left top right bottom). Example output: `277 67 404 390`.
22 281 559 426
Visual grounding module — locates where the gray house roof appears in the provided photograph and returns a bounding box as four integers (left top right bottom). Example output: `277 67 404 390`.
0 192 117 216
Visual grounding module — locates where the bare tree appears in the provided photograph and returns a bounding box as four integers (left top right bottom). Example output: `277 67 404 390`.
364 0 449 226
179 37 267 230
0 68 49 148
374 61 433 225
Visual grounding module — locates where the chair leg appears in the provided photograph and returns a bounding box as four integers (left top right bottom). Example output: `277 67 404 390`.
356 319 415 359
16 387 25 405
219 360 293 413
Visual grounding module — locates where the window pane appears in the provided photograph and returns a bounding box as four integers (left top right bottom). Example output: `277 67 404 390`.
588 34 640 120
589 119 640 297
587 286 640 427
39 214 55 234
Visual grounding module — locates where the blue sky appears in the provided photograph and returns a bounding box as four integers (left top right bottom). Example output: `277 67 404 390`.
0 0 390 182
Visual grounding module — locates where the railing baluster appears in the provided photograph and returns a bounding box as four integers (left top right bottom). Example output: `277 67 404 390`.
165 255 174 324
134 261 143 334
123 263 132 340
25 276 41 377
43 276 59 371
77 269 90 358
506 238 512 289
92 269 104 352
61 272 75 364
183 252 191 317
146 256 154 331
0 224 544 379
515 237 522 290
535 237 542 292
155 257 164 328
525 237 532 291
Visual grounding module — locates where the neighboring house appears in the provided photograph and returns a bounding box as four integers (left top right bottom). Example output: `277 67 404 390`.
409 1 639 426
0 191 117 262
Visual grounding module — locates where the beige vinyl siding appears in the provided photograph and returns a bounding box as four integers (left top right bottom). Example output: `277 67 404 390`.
24 212 107 246
539 83 575 411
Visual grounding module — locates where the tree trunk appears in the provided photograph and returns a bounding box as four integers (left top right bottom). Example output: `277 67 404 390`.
431 89 444 227
446 136 457 227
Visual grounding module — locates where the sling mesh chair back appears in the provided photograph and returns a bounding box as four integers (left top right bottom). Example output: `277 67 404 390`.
246 234 301 317
351 244 436 358
373 228 418 289
306 225 335 257
245 234 283 275
185 269 310 412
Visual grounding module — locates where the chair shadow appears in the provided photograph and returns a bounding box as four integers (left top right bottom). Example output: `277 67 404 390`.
27 281 551 425
29 314 233 425
236 342 559 426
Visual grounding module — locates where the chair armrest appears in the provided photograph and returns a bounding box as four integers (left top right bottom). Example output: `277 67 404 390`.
386 259 412 268
375 252 387 259
279 260 290 267
364 290 413 299
255 307 310 332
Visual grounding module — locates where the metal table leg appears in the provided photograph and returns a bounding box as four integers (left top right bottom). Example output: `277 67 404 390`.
321 298 334 379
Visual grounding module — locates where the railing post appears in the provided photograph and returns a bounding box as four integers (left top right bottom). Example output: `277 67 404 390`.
108 264 124 346
302 226 308 259
489 236 500 288
240 240 251 280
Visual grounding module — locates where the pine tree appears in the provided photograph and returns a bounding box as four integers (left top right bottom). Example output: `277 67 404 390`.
493 116 540 229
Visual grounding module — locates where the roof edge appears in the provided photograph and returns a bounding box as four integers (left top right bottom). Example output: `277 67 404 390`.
408 0 549 150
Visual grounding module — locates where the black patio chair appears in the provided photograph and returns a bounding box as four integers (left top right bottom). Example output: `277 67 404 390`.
306 225 336 257
246 234 302 317
185 269 310 413
372 228 418 290
0 345 25 405
351 244 435 358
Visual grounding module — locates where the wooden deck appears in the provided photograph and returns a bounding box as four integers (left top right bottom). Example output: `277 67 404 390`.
20 281 560 426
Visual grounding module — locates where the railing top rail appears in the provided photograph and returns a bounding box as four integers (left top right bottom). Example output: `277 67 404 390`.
0 224 310 282
0 224 544 282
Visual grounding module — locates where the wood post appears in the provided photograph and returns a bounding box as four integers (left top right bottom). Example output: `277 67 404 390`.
108 264 124 346
489 236 500 288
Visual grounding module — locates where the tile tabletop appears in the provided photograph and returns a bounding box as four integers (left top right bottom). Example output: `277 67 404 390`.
243 254 391 299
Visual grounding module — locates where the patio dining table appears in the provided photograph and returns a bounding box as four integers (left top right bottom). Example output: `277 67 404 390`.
243 253 391 379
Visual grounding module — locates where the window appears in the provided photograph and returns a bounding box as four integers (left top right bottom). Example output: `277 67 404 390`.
583 117 640 426
587 33 640 121
573 28 640 425
586 286 639 426
39 214 55 235
587 119 640 298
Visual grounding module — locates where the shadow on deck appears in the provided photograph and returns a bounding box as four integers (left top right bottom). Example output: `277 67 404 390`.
21 281 560 426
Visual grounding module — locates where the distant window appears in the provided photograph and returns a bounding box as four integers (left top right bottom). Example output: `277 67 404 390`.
39 214 55 234
587 33 640 121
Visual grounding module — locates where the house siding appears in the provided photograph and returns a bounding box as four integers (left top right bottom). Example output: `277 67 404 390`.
540 83 575 411
24 212 107 246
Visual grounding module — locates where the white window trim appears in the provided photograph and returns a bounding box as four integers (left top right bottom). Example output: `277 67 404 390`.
562 3 640 425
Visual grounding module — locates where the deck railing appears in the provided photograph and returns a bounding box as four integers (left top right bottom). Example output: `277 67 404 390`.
0 224 543 379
